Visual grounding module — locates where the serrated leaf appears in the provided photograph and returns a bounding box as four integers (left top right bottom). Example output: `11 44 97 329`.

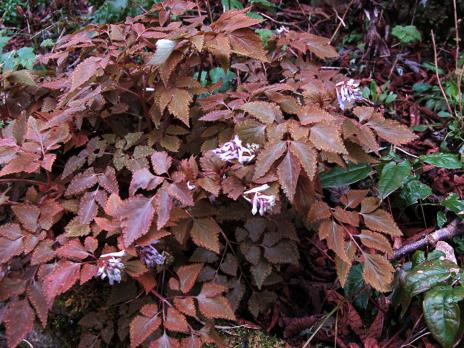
362 209 403 236
44 261 81 305
336 242 356 288
197 294 235 320
239 101 282 124
378 161 411 199
277 151 301 202
130 304 161 348
362 254 394 292
190 218 221 254
324 220 350 263
368 117 416 145
65 168 98 196
168 88 192 126
176 263 203 294
151 151 172 175
320 163 372 188
310 123 347 154
117 196 155 247
358 230 393 256
4 300 35 348
165 307 189 333
250 259 272 290
423 286 464 348
27 282 48 327
253 141 287 180
400 179 432 206
174 297 197 317
288 141 317 181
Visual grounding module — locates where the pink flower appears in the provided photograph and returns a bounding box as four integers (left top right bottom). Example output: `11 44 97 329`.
213 135 259 165
336 79 362 110
137 242 165 268
243 184 276 216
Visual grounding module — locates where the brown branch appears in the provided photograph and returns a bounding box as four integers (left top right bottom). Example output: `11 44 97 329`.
390 219 464 260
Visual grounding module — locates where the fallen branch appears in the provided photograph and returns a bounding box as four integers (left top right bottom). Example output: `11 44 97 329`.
390 219 464 260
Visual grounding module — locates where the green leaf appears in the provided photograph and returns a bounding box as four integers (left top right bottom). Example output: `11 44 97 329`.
400 178 432 205
423 286 464 348
221 0 243 10
209 67 235 93
16 47 36 70
343 264 370 310
412 82 432 94
404 259 458 298
0 36 10 52
320 163 372 188
421 153 463 169
437 211 447 228
250 0 276 8
442 193 464 214
255 29 274 47
378 161 411 199
392 25 421 44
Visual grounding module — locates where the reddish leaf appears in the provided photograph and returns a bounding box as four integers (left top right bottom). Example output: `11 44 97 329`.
80 264 99 285
239 101 281 124
11 204 40 231
190 218 221 254
174 297 197 317
130 304 161 348
130 168 164 196
362 209 402 236
168 182 194 206
151 151 172 175
4 300 35 348
176 263 203 294
253 141 287 180
65 168 98 196
27 281 48 327
117 196 156 247
56 239 90 260
31 239 55 265
78 189 99 225
277 151 301 202
155 187 173 230
0 152 40 177
196 295 235 320
44 261 81 305
98 166 119 194
164 307 189 333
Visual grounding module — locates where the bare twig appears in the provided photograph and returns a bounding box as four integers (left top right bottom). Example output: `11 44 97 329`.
431 30 454 116
329 1 354 44
391 219 464 260
453 0 463 116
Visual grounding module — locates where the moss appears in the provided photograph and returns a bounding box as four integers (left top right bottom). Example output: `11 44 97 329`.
221 327 286 348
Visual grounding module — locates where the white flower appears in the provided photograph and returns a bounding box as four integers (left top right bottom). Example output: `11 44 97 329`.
243 184 276 216
187 181 196 190
276 26 289 34
336 79 363 111
137 242 166 268
151 39 177 65
97 254 125 285
212 135 259 165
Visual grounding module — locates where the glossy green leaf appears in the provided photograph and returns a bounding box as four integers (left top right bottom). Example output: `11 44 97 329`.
320 163 372 188
404 259 458 298
421 153 463 169
423 286 464 348
400 179 432 205
442 193 464 214
437 211 447 228
343 264 370 310
221 0 243 10
378 161 411 199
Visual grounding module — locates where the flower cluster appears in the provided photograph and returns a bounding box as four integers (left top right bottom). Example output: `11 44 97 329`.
336 79 363 110
243 184 276 216
137 242 166 268
212 135 259 165
96 251 125 285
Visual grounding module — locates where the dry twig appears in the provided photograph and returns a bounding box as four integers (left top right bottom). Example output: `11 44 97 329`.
391 219 464 260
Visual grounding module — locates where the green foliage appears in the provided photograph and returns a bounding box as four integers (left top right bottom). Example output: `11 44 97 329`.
378 160 411 199
255 29 274 47
391 25 422 44
343 264 371 310
91 0 158 23
0 0 26 25
421 153 464 169
400 178 432 206
221 0 244 10
0 34 36 72
320 163 372 188
362 80 397 106
441 193 464 215
396 250 464 347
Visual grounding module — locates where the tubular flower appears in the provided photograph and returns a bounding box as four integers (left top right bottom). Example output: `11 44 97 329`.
243 184 276 216
212 135 259 165
137 242 166 268
336 79 363 111
97 253 125 285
